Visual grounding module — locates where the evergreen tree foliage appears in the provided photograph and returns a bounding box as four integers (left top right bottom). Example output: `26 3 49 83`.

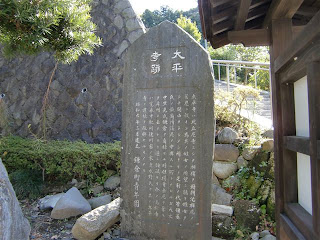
0 0 101 64
177 15 201 42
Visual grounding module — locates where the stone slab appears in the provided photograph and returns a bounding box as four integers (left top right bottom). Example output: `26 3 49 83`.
120 21 215 240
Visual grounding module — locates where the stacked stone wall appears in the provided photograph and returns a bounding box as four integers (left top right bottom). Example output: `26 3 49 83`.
0 0 145 143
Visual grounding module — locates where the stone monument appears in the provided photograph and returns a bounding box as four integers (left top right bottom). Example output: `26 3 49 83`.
121 21 215 239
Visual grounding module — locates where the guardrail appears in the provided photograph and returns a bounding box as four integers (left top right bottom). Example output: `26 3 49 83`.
212 59 271 93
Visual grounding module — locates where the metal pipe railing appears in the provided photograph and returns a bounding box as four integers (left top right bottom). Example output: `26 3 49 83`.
212 59 271 93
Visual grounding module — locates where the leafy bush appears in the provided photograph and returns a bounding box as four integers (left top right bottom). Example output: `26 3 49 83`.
215 87 262 140
0 136 121 184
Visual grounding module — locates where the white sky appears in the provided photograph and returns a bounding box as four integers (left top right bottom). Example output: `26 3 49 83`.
129 0 199 14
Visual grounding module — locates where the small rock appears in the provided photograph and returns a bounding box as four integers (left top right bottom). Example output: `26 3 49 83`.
104 175 121 191
212 173 220 186
222 176 240 190
214 144 239 162
212 184 232 206
92 185 104 196
121 8 136 19
103 232 111 239
250 232 259 240
261 235 276 240
72 198 122 240
116 40 129 57
233 200 261 231
39 193 65 210
213 161 237 179
212 204 233 216
128 29 144 44
88 195 112 209
261 139 274 152
260 230 271 238
212 215 234 239
262 129 273 139
218 127 238 144
126 18 143 32
237 156 248 169
114 0 130 14
71 179 78 185
242 146 261 161
113 15 124 29
51 187 91 219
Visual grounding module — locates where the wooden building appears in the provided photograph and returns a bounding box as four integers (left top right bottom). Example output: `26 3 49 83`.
198 0 320 239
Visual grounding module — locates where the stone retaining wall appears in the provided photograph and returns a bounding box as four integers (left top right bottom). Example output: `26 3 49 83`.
0 0 145 143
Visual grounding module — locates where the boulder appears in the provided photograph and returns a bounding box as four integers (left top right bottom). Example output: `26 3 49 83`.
257 180 272 204
39 193 65 210
0 159 31 240
212 184 232 206
262 129 274 139
261 139 274 152
214 144 239 162
233 200 260 231
72 198 122 240
248 151 271 176
261 235 276 240
88 194 112 209
212 173 221 186
237 156 248 169
246 176 263 199
212 215 234 239
104 175 120 191
260 230 271 238
213 161 237 179
222 176 240 191
242 146 261 161
217 127 238 144
51 187 91 219
91 185 104 197
250 232 259 240
212 204 233 217
267 188 275 221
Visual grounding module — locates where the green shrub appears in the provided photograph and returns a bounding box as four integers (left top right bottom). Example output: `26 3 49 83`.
9 169 44 200
0 136 121 185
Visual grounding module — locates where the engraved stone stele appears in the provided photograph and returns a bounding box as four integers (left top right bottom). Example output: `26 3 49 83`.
121 21 215 240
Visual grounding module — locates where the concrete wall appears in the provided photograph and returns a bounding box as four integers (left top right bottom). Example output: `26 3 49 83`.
0 0 145 143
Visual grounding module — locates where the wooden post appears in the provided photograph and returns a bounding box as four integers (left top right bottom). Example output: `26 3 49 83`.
218 63 221 81
270 18 295 240
307 61 320 237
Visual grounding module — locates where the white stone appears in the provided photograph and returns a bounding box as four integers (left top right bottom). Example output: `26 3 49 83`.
237 156 248 169
39 193 65 210
128 29 144 44
260 230 271 238
250 232 259 240
114 0 131 14
260 235 276 240
122 7 136 19
261 139 274 152
88 195 112 209
101 0 109 5
213 161 237 179
212 184 232 206
218 127 238 144
113 15 124 29
212 204 233 216
214 144 239 162
51 187 91 219
104 175 121 190
116 40 129 57
72 198 122 240
242 146 261 160
126 18 142 32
